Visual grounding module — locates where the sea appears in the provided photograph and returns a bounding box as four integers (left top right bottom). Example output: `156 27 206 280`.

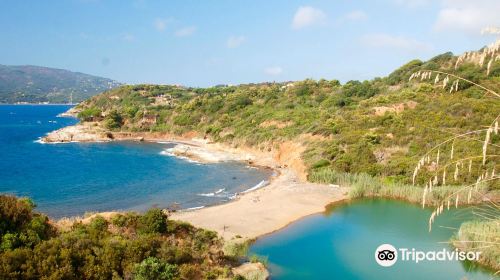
0 105 272 218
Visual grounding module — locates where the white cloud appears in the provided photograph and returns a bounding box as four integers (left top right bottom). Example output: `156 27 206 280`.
342 10 368 22
433 0 500 34
361 33 432 52
227 36 246 48
154 18 171 31
291 6 326 30
265 66 283 75
175 26 196 37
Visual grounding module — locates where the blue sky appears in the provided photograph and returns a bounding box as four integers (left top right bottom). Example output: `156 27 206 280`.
1 0 499 86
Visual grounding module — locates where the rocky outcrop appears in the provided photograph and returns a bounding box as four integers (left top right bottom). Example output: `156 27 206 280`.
232 262 269 280
164 144 255 163
42 123 111 143
57 106 81 118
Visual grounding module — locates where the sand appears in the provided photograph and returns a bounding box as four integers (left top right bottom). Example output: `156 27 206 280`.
171 168 348 239
160 139 349 240
44 123 349 239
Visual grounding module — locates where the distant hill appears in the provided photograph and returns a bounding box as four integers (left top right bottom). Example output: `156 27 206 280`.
0 65 121 104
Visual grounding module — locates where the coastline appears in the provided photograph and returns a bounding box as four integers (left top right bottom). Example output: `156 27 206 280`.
37 116 500 274
43 123 349 239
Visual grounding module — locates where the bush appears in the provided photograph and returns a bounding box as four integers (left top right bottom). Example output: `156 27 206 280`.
0 196 229 279
139 209 167 234
104 110 123 129
311 159 330 169
134 257 179 280
77 107 102 121
0 195 53 250
89 216 108 232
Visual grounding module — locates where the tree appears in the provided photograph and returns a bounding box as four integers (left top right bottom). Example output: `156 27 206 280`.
77 107 102 121
104 110 123 130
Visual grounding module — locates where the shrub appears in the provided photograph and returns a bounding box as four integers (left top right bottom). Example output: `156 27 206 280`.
134 257 179 280
77 107 102 121
89 216 108 232
311 159 330 169
139 209 167 234
111 214 128 227
104 110 123 129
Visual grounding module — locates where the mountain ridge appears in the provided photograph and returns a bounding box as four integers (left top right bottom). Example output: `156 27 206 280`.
0 64 121 104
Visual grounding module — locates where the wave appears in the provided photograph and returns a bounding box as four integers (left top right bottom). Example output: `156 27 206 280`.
198 188 227 197
34 138 108 144
33 138 45 144
156 141 175 144
185 205 205 211
159 149 202 164
241 180 268 194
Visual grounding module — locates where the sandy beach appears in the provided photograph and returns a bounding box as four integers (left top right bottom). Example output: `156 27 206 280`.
172 169 348 239
44 123 349 239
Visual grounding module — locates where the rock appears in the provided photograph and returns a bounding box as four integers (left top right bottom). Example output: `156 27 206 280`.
42 124 110 143
232 262 269 280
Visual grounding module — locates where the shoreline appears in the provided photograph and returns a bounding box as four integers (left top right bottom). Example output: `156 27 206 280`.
43 123 348 239
40 123 499 274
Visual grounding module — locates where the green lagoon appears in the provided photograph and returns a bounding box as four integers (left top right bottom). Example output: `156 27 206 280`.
250 199 496 280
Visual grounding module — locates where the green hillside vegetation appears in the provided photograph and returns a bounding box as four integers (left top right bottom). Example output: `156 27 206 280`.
75 48 499 190
0 65 121 104
0 195 241 280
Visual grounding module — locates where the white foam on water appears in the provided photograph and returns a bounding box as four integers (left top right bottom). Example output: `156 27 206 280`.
197 188 227 197
159 149 203 164
185 205 205 211
241 180 268 194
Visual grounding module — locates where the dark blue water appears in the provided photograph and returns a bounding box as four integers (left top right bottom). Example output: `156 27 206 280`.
0 105 272 218
250 200 495 280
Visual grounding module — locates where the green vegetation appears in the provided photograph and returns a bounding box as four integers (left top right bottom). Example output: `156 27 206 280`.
75 48 499 189
77 106 102 121
134 257 179 280
0 195 241 280
0 65 121 104
70 44 499 272
453 219 500 271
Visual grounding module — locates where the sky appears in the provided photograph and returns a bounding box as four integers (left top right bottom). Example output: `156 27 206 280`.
1 0 499 87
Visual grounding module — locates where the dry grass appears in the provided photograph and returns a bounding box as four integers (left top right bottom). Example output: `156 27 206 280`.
309 168 488 206
452 218 500 271
409 66 499 273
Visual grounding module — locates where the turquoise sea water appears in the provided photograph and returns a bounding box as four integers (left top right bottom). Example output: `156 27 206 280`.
250 199 496 280
0 105 272 218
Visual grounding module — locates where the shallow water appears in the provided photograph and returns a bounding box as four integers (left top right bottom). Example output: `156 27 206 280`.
0 105 272 218
250 199 495 280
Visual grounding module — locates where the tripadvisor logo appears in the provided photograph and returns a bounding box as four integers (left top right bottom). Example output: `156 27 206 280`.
375 244 481 267
375 244 398 267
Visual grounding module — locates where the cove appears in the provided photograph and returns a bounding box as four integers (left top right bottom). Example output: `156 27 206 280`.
0 105 272 218
249 199 495 280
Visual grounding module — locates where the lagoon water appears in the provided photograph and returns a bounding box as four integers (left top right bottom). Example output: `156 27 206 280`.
250 199 495 280
0 105 271 218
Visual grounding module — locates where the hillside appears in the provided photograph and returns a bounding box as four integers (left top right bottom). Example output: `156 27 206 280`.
72 41 500 188
0 65 121 104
